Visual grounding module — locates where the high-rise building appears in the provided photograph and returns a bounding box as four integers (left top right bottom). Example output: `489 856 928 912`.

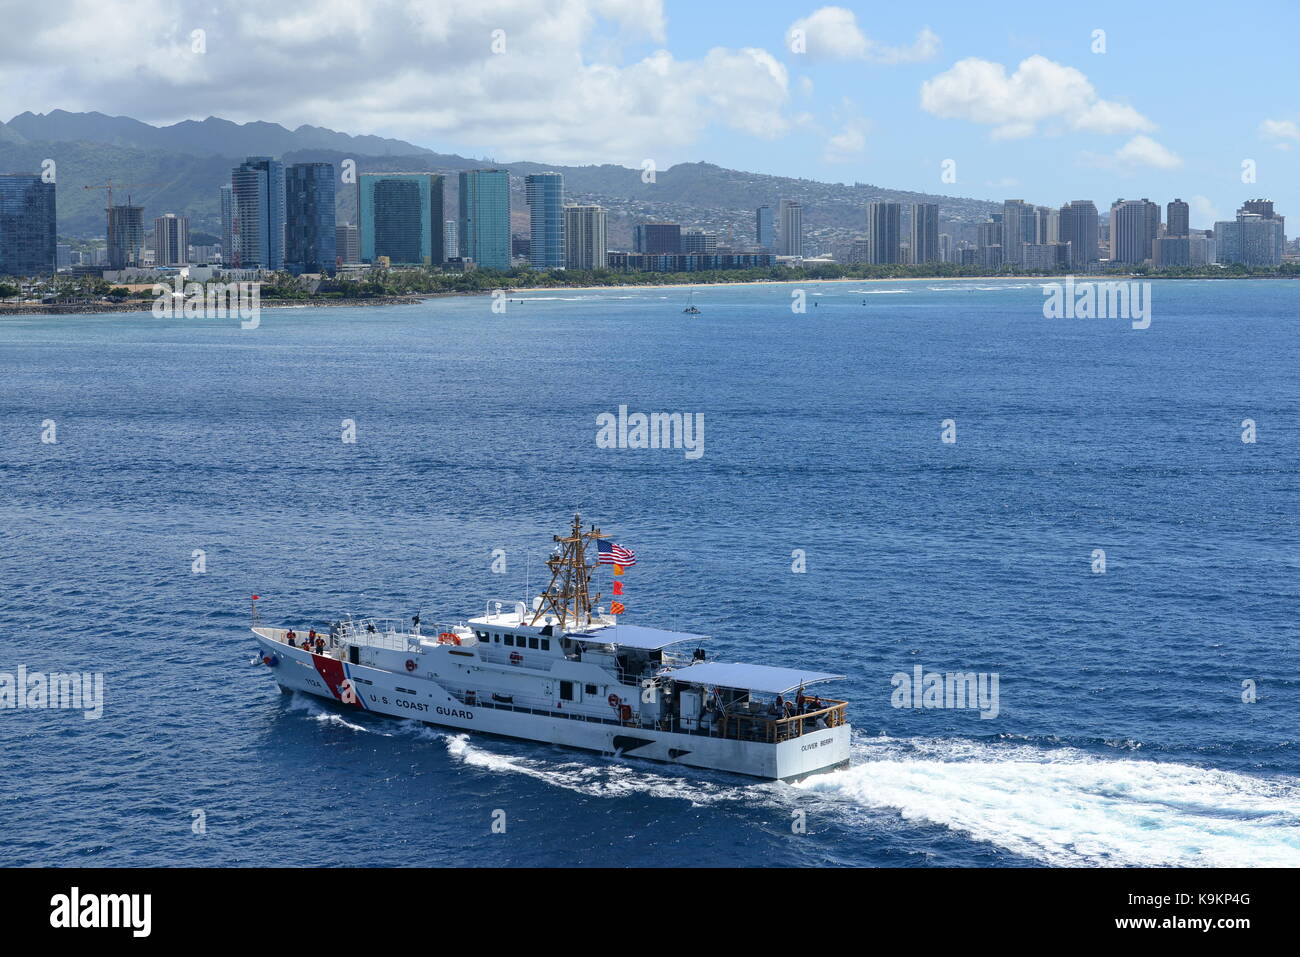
444 220 458 260
867 201 901 264
909 203 940 264
1215 211 1285 266
1167 198 1190 238
525 172 565 269
643 223 682 254
1154 236 1190 267
1239 199 1285 262
1241 199 1275 219
335 224 359 264
1145 200 1162 249
976 217 1003 251
359 173 445 266
681 229 718 254
458 169 510 270
1110 199 1159 265
1188 230 1216 266
0 173 56 276
1001 200 1037 264
756 205 775 251
219 184 233 265
153 213 189 267
563 204 607 270
1058 200 1099 267
230 157 285 269
778 200 803 256
285 163 336 274
106 204 145 270
1040 206 1060 245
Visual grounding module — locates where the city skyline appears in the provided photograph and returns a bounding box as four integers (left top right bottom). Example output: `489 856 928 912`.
2 1 1298 227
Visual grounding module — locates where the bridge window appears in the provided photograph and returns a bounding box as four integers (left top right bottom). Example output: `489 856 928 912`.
585 684 598 695
528 637 539 650
504 634 514 646
540 639 550 651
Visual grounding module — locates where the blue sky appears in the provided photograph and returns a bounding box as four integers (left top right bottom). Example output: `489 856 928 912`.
4 0 1298 227
633 0 1300 227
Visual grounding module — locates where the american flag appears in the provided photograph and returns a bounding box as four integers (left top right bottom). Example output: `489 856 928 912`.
597 540 637 566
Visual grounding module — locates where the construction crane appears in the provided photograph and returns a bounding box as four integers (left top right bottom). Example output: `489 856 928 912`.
82 181 166 208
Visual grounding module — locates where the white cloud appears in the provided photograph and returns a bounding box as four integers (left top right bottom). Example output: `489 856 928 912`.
0 0 789 165
787 7 939 64
1260 119 1300 141
1080 135 1182 171
1190 195 1218 228
873 27 940 65
920 55 1153 139
823 118 869 163
1112 135 1182 169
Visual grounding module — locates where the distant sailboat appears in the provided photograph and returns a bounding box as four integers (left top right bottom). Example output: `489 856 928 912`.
683 290 701 315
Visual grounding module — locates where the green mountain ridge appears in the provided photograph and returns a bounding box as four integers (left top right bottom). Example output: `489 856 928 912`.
0 111 1000 247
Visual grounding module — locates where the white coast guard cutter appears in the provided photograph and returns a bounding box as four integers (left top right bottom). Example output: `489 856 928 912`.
251 515 850 780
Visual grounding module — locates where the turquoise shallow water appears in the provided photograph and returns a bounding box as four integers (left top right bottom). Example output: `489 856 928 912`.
2 277 1298 866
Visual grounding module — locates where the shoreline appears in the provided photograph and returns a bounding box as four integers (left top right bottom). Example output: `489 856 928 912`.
497 273 1300 296
3 273 1294 317
0 294 440 317
505 275 1031 295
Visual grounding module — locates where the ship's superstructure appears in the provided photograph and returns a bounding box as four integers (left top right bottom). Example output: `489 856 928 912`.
251 516 850 780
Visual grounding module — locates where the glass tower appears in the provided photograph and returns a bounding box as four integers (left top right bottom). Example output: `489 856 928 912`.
525 172 565 269
230 157 285 269
0 173 56 276
285 162 337 274
358 173 444 266
459 169 511 271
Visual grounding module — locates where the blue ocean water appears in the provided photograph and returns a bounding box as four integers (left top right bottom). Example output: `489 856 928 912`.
2 277 1298 867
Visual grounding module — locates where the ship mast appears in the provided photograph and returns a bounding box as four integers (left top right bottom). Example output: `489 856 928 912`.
530 513 605 629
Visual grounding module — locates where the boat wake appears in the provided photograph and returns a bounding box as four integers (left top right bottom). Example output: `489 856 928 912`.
441 733 760 805
797 736 1300 867
286 693 757 805
285 695 1300 865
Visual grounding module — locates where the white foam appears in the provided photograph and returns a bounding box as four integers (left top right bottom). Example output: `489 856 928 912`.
281 696 1299 865
796 737 1300 866
441 733 762 806
286 693 376 734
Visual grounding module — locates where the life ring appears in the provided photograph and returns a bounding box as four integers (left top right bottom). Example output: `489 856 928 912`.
405 659 417 672
607 693 620 708
263 655 278 667
438 632 461 646
509 651 523 664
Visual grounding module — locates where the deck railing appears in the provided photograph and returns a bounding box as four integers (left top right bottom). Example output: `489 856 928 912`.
718 699 848 743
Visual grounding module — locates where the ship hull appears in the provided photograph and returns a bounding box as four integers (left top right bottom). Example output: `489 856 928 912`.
254 634 850 781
